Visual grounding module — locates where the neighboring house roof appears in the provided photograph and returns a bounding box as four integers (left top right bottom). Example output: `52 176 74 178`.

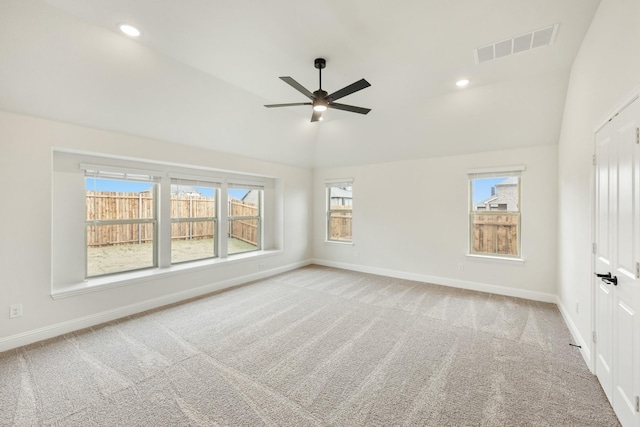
496 176 518 186
475 177 517 205
140 184 202 195
330 187 353 199
172 184 201 195
241 189 259 205
476 195 498 206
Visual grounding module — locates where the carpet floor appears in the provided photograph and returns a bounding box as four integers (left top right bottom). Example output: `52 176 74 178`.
0 265 619 426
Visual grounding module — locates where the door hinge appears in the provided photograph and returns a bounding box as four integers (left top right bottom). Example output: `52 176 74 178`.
636 395 639 413
592 331 597 343
636 262 640 279
592 154 597 166
636 127 639 144
592 242 597 255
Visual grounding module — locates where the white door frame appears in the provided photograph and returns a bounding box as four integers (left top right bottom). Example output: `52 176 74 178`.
591 85 640 375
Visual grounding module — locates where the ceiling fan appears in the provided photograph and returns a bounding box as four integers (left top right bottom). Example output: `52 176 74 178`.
264 58 371 122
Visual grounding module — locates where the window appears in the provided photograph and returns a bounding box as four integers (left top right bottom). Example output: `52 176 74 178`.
53 151 280 294
170 177 218 264
326 180 353 242
468 166 523 258
85 168 159 277
228 185 262 255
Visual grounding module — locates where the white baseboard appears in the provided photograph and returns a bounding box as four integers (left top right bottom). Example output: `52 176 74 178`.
310 258 557 303
556 299 592 371
0 259 312 353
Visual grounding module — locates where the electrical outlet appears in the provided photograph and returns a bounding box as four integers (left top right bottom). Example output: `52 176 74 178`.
258 263 266 270
575 301 579 314
10 304 22 319
457 263 464 271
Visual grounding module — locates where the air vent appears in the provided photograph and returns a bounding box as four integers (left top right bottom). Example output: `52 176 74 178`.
474 24 558 64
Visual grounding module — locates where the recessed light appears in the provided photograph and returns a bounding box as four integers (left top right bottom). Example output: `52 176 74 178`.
456 79 470 88
119 24 141 37
319 117 324 121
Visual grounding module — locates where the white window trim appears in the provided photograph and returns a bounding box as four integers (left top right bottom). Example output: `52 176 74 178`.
466 253 525 263
467 166 524 260
466 164 525 177
326 178 354 243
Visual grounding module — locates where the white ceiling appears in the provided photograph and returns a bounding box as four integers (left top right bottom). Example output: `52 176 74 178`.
0 0 601 168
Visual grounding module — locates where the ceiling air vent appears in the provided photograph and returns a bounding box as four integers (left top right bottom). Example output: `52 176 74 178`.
474 24 558 64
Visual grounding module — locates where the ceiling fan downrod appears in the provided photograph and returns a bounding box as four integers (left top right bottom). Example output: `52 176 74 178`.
314 58 326 91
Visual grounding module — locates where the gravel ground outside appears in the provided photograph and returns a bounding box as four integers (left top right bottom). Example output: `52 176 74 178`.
87 238 257 276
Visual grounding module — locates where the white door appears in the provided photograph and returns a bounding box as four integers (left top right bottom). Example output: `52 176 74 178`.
594 97 640 427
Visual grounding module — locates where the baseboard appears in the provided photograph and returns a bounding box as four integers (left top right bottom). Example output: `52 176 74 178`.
0 259 312 353
556 299 592 371
311 258 557 303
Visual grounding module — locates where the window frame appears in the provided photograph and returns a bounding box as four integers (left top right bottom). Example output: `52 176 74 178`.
326 179 354 243
227 187 263 255
467 166 524 259
169 178 219 265
84 174 159 278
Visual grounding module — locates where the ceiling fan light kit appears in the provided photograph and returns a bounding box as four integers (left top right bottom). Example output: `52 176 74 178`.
265 58 371 122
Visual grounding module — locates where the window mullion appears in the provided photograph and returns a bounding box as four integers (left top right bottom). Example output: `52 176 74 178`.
158 176 172 268
219 184 229 258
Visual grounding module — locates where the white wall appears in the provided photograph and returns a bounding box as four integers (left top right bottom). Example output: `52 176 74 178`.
313 145 558 301
557 0 640 363
0 111 312 349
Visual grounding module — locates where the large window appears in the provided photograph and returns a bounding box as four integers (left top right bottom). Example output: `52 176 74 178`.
326 180 353 242
468 167 523 258
52 153 278 292
170 178 218 264
228 185 262 255
85 169 159 277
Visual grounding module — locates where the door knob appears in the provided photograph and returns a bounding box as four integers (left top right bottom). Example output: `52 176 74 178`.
595 272 618 286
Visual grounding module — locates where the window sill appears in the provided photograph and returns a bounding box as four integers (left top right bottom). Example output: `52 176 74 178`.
51 249 282 300
466 254 525 263
324 240 354 246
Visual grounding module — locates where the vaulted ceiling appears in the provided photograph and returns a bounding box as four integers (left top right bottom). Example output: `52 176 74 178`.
0 0 601 168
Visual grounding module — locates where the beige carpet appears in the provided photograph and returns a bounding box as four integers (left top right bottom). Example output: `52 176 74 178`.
0 265 619 426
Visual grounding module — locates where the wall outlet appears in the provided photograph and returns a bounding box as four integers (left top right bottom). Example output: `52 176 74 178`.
575 301 579 314
457 263 464 271
10 304 22 319
258 263 266 270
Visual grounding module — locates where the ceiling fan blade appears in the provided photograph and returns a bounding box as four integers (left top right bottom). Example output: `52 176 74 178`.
328 102 371 115
279 77 314 99
327 78 371 102
264 102 312 108
311 110 323 122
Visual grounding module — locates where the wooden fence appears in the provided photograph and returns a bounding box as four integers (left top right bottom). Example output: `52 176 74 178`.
86 192 258 247
472 213 518 255
228 200 259 246
86 192 155 247
171 195 216 241
330 206 352 241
